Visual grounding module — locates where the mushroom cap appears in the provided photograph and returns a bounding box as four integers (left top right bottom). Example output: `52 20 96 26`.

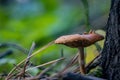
54 32 104 48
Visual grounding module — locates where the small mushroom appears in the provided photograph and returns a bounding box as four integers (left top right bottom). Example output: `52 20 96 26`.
55 30 104 74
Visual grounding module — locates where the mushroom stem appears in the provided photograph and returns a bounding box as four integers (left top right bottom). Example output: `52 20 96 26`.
78 47 86 74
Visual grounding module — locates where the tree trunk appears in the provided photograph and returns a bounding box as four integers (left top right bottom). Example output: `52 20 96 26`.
100 0 120 80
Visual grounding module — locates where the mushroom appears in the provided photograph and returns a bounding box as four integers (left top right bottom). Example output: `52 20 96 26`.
54 30 104 74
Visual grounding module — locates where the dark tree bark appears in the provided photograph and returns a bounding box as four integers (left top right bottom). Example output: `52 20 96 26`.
100 0 120 80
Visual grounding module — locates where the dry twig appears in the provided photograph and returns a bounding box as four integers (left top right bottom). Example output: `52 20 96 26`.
6 41 54 80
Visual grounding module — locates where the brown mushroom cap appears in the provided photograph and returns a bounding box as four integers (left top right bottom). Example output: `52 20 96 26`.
54 32 104 48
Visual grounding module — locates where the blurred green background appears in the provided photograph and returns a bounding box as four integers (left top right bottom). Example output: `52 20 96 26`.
0 0 110 75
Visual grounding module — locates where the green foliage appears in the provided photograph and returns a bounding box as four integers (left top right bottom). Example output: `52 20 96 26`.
87 66 103 78
0 0 109 75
